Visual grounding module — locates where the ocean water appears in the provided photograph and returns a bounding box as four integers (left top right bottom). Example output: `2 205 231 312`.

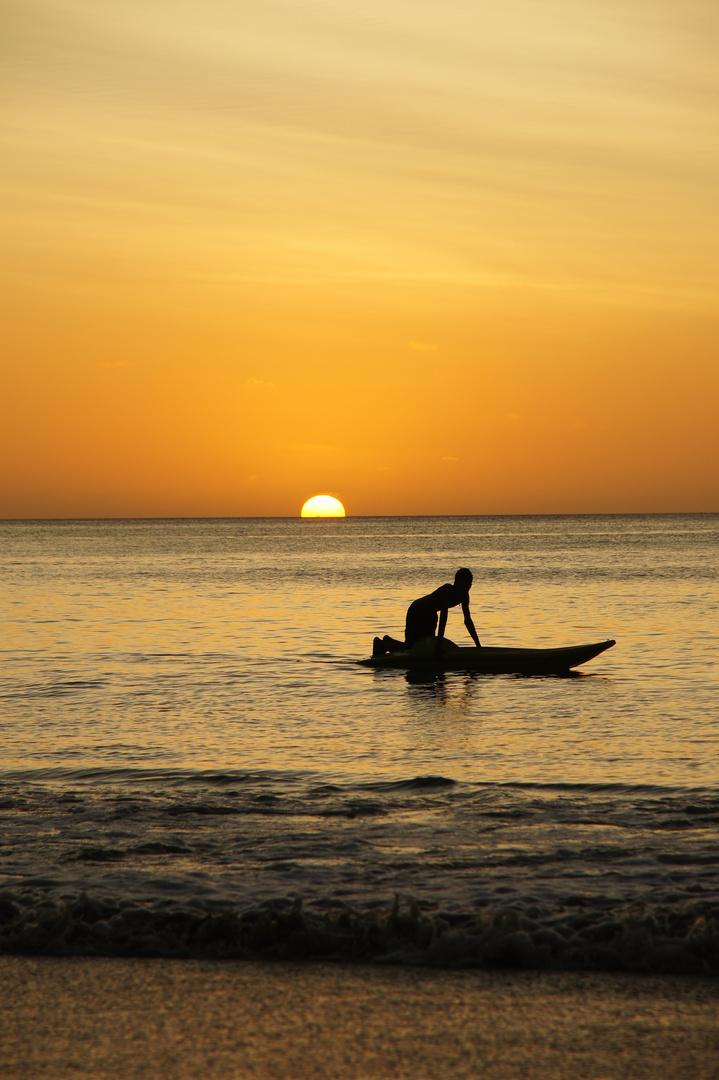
1 515 718 972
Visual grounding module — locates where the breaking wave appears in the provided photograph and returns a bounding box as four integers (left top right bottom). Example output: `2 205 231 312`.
2 889 718 974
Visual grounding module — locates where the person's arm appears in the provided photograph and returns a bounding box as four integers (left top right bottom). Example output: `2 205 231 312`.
462 599 481 647
435 608 448 657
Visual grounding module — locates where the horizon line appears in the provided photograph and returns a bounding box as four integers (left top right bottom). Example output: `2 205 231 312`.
1 510 717 523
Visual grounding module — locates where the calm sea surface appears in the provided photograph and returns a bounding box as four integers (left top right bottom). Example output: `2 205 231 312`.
1 515 718 971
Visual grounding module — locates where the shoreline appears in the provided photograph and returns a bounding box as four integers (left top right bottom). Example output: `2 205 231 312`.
2 957 718 1079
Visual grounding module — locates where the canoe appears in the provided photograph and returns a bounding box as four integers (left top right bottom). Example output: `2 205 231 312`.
358 637 616 675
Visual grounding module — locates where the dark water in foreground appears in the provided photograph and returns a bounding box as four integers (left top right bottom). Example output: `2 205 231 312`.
1 515 718 971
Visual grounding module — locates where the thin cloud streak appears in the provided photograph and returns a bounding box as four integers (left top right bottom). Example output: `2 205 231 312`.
3 0 718 300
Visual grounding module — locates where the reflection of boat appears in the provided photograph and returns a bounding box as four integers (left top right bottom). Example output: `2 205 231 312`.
359 638 616 675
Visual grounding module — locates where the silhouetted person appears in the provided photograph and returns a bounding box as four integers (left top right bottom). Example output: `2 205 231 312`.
373 568 480 657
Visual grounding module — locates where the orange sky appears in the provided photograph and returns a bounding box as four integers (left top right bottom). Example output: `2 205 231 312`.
2 0 718 516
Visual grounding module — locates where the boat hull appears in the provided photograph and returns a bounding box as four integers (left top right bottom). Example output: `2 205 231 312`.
358 638 616 675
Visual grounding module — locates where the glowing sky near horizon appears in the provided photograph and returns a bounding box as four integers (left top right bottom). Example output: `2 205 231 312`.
2 0 718 516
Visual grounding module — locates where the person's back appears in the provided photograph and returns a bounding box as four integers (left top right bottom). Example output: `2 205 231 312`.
414 582 463 613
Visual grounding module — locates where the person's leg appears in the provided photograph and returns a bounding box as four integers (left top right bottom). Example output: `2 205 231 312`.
383 635 405 653
404 602 438 649
373 635 405 656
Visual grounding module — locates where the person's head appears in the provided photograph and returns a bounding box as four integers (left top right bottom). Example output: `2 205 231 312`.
454 567 473 594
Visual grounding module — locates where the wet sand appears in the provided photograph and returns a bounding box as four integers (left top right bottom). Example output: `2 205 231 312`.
2 957 718 1079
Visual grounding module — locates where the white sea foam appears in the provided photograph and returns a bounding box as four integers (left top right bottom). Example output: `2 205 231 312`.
1 886 717 974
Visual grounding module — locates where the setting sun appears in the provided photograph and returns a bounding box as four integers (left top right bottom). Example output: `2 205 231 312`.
301 495 346 518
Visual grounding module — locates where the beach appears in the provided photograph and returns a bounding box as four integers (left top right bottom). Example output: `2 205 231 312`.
3 957 718 1079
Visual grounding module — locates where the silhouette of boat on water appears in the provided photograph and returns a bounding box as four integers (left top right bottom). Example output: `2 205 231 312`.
359 638 616 675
